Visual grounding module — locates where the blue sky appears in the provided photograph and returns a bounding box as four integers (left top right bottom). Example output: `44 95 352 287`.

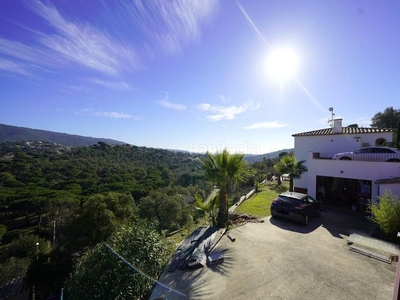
1 0 400 154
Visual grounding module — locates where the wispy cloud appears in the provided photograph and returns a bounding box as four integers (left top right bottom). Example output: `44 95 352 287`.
159 99 186 111
244 121 287 130
69 86 92 93
0 57 33 76
0 38 52 66
198 100 259 121
0 0 217 80
158 92 186 110
75 108 137 119
0 2 140 78
84 78 130 90
219 95 231 103
29 1 139 76
94 112 133 119
118 0 218 55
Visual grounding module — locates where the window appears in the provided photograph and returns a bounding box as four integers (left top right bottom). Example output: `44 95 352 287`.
372 148 394 153
305 196 315 203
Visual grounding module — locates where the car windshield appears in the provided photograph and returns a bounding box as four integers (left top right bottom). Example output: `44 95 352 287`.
280 195 301 201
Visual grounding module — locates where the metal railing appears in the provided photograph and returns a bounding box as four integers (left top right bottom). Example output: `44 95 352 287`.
312 152 400 162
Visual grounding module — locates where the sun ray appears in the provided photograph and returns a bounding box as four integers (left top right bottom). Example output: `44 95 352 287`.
235 1 325 112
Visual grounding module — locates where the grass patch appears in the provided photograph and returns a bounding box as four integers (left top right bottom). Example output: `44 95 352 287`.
167 183 289 246
235 183 287 218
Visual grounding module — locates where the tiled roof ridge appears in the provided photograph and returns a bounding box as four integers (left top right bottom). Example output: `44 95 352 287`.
292 126 394 137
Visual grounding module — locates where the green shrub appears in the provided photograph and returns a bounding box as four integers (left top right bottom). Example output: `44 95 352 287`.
0 224 6 241
65 221 170 299
369 189 400 241
7 234 49 259
0 257 31 284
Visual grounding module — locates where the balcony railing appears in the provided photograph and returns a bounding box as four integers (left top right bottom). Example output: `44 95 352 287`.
312 152 400 162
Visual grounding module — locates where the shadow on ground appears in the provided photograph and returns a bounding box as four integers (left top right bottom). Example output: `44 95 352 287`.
269 207 377 239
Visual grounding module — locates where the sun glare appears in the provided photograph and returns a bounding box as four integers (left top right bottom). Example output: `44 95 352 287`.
267 48 299 80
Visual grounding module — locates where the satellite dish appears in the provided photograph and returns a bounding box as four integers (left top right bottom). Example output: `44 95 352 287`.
329 107 333 112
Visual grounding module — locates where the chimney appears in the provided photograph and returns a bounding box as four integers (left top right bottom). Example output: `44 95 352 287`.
333 118 342 133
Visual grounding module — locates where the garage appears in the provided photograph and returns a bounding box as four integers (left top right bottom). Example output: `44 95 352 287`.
316 175 371 212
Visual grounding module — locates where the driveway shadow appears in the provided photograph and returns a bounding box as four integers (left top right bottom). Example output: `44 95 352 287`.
269 215 322 233
269 208 376 239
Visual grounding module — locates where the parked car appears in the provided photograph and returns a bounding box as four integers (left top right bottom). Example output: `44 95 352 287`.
332 147 400 162
270 191 321 225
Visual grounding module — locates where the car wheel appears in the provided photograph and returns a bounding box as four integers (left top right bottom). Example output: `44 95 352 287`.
303 214 309 226
387 159 400 162
316 208 321 217
340 157 351 160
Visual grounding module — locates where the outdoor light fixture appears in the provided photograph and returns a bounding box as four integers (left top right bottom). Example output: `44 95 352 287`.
36 242 39 261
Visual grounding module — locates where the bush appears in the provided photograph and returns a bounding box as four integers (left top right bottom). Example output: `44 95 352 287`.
0 257 31 284
0 224 6 241
7 234 49 259
65 221 170 299
369 189 400 241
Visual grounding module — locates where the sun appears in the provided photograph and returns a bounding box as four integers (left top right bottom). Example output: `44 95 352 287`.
266 48 299 80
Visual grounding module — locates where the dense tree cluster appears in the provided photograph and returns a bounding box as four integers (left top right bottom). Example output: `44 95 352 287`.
0 142 211 298
0 142 271 298
65 221 169 299
371 107 400 129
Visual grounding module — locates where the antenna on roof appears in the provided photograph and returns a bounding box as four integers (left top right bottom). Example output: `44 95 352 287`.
328 107 335 127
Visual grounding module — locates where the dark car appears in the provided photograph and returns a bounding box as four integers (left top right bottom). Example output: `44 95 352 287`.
270 191 321 225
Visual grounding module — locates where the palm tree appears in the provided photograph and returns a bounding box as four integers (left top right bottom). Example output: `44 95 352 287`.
275 155 308 192
195 194 219 226
199 149 248 228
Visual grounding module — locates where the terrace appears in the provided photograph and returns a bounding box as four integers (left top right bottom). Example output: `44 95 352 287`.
312 151 400 162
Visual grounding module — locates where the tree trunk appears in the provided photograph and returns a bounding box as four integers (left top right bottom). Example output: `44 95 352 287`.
217 186 228 228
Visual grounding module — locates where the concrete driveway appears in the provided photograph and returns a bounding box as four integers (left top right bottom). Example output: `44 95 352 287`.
150 209 397 300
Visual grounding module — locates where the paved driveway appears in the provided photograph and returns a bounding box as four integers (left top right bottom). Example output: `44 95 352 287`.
151 209 397 300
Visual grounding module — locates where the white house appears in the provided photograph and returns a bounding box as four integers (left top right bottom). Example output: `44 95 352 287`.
292 118 400 211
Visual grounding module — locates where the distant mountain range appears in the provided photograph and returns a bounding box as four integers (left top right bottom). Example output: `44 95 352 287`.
0 124 125 147
0 123 293 160
243 149 294 163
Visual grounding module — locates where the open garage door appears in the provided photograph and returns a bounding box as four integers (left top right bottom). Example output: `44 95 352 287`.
316 176 371 212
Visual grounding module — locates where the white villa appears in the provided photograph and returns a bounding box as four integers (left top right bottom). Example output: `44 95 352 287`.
292 118 400 211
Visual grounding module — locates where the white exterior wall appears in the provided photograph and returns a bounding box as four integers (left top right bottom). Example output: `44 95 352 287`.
293 131 394 190
305 152 400 201
379 184 400 198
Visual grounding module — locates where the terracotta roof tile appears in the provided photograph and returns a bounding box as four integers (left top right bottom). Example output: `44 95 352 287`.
292 127 393 137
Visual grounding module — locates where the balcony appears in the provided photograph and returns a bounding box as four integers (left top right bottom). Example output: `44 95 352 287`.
312 152 400 162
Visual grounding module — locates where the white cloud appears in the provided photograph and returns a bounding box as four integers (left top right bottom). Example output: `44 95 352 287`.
198 100 260 121
0 57 33 76
85 78 130 90
0 2 140 78
75 108 136 119
244 121 287 130
69 85 92 93
219 95 231 103
94 112 133 119
158 92 186 110
0 38 53 67
119 0 218 55
0 0 217 80
30 1 139 76
159 99 186 111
